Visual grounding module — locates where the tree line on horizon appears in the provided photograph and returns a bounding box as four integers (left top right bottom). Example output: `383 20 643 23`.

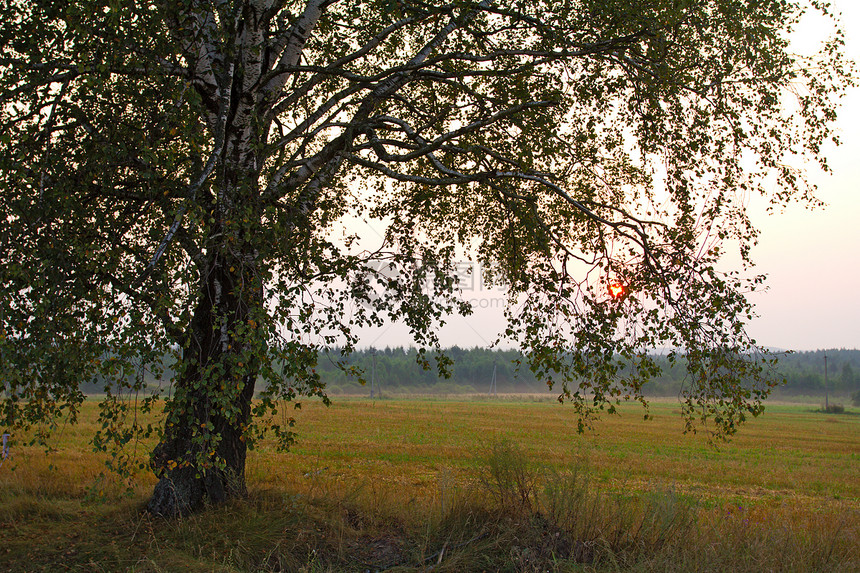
316 347 860 397
86 347 860 398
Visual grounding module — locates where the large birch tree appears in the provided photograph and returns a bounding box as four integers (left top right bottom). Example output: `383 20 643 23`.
0 0 851 516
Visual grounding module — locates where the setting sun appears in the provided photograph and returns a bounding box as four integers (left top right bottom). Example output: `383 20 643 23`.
608 282 626 299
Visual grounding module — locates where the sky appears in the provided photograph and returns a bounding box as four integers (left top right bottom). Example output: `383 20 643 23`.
745 0 860 350
356 1 860 352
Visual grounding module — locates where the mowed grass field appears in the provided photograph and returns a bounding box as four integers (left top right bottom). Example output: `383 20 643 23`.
1 397 858 571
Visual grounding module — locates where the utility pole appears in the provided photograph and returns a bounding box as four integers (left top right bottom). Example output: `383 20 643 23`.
370 349 377 399
489 362 497 397
824 353 829 411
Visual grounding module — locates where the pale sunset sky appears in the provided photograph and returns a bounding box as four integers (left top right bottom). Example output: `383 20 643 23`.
357 1 860 352
746 0 860 350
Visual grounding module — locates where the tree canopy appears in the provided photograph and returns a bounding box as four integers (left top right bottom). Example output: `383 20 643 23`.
0 0 852 515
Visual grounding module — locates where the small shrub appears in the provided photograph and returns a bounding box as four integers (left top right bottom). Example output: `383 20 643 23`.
822 403 845 414
477 439 539 514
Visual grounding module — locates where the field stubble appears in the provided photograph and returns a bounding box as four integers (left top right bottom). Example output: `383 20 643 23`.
0 398 857 571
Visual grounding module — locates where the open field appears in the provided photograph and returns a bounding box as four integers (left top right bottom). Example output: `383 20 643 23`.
1 398 858 571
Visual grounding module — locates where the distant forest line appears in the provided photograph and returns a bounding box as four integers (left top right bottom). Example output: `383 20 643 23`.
312 347 860 397
85 348 860 398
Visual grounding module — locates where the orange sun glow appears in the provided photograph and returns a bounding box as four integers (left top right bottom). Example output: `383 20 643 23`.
608 282 626 299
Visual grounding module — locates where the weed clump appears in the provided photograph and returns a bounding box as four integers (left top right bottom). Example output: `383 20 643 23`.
464 439 697 569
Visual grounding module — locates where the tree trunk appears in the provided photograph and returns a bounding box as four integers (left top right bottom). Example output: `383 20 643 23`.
147 256 260 517
144 51 270 514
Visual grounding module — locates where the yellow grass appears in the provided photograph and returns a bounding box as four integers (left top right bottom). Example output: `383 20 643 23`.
0 397 857 571
2 398 858 520
250 399 859 507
